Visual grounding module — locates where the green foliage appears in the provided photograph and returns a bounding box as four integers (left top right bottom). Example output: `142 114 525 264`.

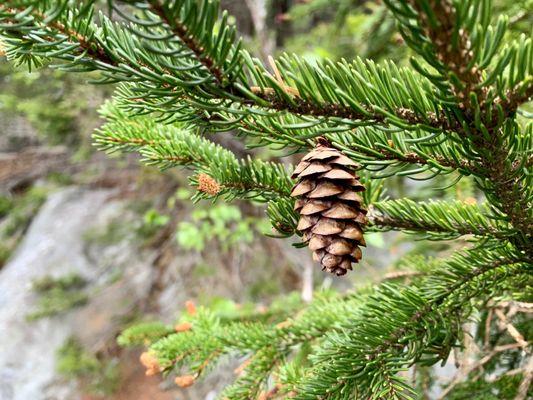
1 0 531 398
56 337 119 396
27 273 88 320
176 202 262 252
0 187 47 237
0 187 48 268
204 292 304 324
32 273 87 293
118 322 174 347
96 101 293 202
0 62 86 144
135 208 171 239
0 195 14 218
371 198 514 239
285 1 405 62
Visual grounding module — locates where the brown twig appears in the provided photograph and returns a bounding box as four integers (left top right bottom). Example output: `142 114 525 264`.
484 307 493 349
382 270 425 280
515 355 533 400
438 342 526 400
494 308 529 349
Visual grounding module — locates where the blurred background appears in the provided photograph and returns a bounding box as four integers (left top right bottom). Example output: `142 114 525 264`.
0 1 530 399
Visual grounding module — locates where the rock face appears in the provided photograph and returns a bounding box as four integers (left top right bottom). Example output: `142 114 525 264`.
0 147 69 193
0 187 154 400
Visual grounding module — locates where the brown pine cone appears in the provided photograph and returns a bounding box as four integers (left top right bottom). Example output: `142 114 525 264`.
290 141 367 276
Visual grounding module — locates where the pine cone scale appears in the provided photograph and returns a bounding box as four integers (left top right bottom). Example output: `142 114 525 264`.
339 224 364 241
307 181 344 198
299 163 332 176
291 142 367 276
320 168 354 180
291 180 316 196
322 203 360 219
311 218 344 235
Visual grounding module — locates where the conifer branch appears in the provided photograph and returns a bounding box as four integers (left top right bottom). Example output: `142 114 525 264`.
266 196 514 241
370 199 514 240
144 0 227 85
385 1 532 250
98 104 514 242
0 3 115 69
95 102 293 202
293 247 532 398
1 1 464 135
133 248 530 399
98 105 507 241
192 109 478 177
2 1 531 397
406 0 483 107
329 127 481 177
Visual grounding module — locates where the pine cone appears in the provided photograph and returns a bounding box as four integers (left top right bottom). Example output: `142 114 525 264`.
290 141 367 276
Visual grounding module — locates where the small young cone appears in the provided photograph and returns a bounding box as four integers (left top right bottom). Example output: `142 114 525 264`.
291 140 367 276
175 374 195 388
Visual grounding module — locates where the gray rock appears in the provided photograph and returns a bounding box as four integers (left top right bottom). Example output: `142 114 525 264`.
0 187 154 400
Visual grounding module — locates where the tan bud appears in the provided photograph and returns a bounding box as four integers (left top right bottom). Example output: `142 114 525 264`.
197 173 220 195
174 322 192 332
175 374 195 388
185 300 196 316
140 351 161 376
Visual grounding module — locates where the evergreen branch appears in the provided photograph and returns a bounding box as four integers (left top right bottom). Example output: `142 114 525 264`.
0 2 115 70
369 199 515 240
386 1 531 128
385 1 492 107
474 122 533 254
95 101 293 202
407 0 483 106
486 34 532 118
383 2 532 247
0 0 465 135
115 0 245 87
148 0 225 84
293 246 532 399
200 108 478 177
141 248 530 399
126 95 481 180
146 292 370 392
100 102 526 244
228 53 460 134
189 110 474 180
111 48 457 134
118 322 174 347
329 126 481 178
264 195 511 241
2 0 529 139
221 347 285 400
